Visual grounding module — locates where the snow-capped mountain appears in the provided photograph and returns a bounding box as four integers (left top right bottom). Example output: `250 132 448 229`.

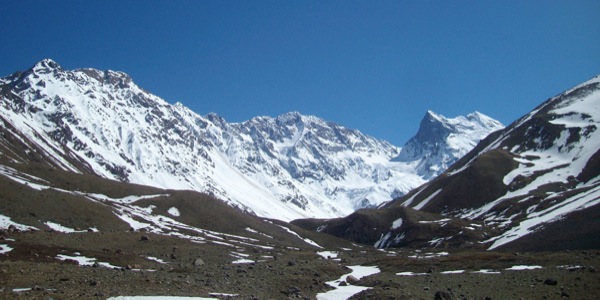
395 110 504 179
0 59 499 221
305 74 600 250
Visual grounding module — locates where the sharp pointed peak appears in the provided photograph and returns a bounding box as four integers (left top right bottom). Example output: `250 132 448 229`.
31 58 62 72
277 111 304 122
423 110 447 123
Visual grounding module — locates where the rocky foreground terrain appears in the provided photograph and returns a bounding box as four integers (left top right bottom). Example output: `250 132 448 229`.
1 227 599 299
1 61 599 299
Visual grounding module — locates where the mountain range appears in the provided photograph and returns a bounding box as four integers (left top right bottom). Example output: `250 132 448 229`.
0 59 502 221
1 59 598 251
0 59 598 298
295 74 600 252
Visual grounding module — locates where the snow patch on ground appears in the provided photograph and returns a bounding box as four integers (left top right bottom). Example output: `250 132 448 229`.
56 254 121 269
408 251 449 259
0 244 13 254
471 269 501 274
486 184 600 250
146 256 168 264
0 214 37 231
230 251 255 264
441 270 465 274
505 265 543 270
391 218 403 229
276 224 323 249
396 271 429 276
414 188 443 210
317 251 339 260
44 221 85 233
231 258 254 264
0 165 49 191
418 218 451 225
209 293 239 298
317 265 380 300
167 207 180 217
245 227 274 238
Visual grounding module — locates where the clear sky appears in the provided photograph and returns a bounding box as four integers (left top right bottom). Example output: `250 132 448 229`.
1 1 599 145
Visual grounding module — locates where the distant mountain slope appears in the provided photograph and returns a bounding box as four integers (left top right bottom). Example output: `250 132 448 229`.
394 111 504 179
0 59 501 221
295 74 600 251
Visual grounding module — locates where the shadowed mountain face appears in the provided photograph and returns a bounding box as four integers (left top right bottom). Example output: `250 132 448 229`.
394 110 504 179
0 59 501 221
295 75 600 251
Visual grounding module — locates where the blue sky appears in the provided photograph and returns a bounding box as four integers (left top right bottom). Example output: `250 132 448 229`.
1 1 599 145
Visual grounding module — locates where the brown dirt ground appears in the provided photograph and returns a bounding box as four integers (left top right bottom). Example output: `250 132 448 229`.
1 230 599 299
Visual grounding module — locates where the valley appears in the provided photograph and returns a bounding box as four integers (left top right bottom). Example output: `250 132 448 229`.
2 229 599 299
0 60 599 299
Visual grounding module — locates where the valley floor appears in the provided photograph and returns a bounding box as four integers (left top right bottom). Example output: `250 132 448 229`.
0 230 599 299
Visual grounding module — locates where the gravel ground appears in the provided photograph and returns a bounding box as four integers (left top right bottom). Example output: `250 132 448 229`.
0 230 599 299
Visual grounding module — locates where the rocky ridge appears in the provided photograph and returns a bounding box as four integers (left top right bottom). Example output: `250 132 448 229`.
0 59 502 221
295 74 600 252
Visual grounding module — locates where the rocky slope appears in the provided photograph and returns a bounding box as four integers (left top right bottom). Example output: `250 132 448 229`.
0 60 597 299
0 162 597 299
0 59 501 221
4 135 593 300
295 74 600 251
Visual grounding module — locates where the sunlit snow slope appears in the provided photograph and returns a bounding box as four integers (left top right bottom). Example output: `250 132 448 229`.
0 59 501 221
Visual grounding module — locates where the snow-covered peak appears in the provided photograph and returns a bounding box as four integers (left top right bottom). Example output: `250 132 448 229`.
276 111 304 124
424 110 446 123
465 111 504 130
394 74 600 250
0 59 493 221
31 58 62 73
395 110 504 179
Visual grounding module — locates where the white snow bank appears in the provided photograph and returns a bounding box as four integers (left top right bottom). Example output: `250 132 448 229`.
316 265 380 300
56 254 121 269
440 270 465 274
231 258 254 264
0 214 37 231
146 256 168 264
505 265 542 270
44 221 84 233
487 184 600 250
391 218 403 229
396 271 429 276
276 224 323 248
471 269 501 274
408 251 449 259
0 244 13 254
317 251 339 259
414 189 443 210
209 293 239 298
167 207 180 217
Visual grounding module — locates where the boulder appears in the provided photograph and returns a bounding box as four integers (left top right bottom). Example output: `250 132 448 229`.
193 258 205 266
346 275 359 285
